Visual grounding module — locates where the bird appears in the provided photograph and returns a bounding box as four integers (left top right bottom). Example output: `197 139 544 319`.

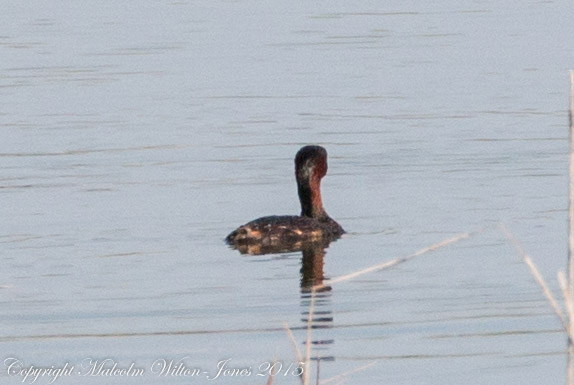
225 145 344 254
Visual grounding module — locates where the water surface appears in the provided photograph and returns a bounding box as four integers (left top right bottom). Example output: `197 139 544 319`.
1 1 574 384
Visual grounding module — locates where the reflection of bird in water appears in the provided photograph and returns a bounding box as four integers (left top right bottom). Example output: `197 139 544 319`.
225 145 344 255
225 146 343 365
300 244 329 292
300 244 335 362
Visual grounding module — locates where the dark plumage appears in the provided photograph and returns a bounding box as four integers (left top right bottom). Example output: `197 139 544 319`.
226 145 344 254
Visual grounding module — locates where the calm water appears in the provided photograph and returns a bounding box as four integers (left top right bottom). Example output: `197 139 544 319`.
2 1 574 384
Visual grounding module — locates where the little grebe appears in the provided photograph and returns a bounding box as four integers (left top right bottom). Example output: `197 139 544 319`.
225 145 344 252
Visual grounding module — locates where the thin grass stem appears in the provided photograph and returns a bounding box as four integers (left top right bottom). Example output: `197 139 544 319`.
303 289 316 385
283 322 304 368
500 224 573 342
321 361 377 385
569 70 574 291
313 231 473 290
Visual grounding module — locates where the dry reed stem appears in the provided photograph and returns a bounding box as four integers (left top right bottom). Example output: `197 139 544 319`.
266 362 275 385
315 353 320 385
288 295 375 385
559 272 574 330
567 69 574 385
283 322 304 368
321 361 377 385
500 224 573 341
265 350 280 385
303 289 316 385
313 231 473 290
569 70 574 290
524 256 570 335
560 270 574 385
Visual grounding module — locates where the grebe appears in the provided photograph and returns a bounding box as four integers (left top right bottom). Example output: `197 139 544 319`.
226 145 344 254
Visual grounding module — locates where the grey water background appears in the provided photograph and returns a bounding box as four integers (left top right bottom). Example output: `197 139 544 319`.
1 1 574 384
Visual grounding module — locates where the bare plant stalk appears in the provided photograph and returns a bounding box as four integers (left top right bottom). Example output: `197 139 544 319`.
313 231 473 290
303 289 316 385
321 361 377 385
567 69 574 385
569 344 574 385
558 272 574 331
283 323 304 365
569 70 574 293
522 256 570 338
266 360 275 385
500 224 573 341
559 270 574 385
315 353 320 385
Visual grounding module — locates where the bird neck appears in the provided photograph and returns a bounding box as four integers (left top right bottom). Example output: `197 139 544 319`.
298 175 328 220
